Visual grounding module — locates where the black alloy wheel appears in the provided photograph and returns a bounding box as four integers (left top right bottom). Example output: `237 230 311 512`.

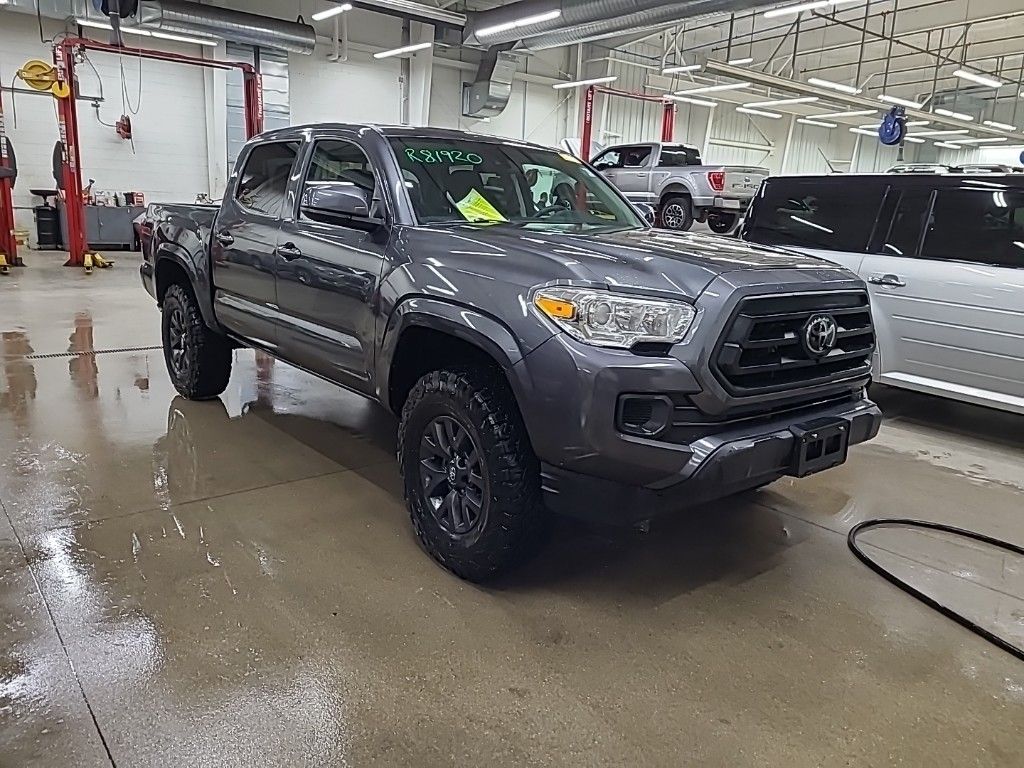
418 415 487 536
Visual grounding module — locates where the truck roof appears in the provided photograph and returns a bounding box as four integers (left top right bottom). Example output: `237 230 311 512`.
254 123 557 151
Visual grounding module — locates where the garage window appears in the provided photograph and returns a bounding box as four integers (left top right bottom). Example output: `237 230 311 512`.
922 189 1024 268
745 178 887 252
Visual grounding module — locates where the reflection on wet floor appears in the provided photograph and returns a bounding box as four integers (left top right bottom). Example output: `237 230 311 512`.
1 254 1022 767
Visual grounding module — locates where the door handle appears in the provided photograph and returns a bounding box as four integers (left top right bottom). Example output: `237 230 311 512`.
868 273 906 288
277 243 303 261
214 231 234 246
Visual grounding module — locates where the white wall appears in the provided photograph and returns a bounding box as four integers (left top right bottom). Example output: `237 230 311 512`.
1 13 211 234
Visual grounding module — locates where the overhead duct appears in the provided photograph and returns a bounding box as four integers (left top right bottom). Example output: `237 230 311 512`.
462 48 518 118
464 0 782 51
138 1 315 54
0 0 315 54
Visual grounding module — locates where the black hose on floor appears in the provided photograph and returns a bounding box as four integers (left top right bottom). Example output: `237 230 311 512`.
848 518 1024 662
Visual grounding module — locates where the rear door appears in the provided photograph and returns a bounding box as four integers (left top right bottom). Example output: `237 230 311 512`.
212 139 301 349
274 137 390 394
864 184 1024 410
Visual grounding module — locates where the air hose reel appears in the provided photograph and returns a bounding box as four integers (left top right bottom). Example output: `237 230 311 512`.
878 106 908 146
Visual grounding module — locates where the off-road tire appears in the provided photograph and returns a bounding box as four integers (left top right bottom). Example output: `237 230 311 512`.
161 283 232 400
398 367 545 582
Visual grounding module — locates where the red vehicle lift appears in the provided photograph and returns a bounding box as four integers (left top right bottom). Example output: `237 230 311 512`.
52 37 264 272
0 85 18 275
579 84 676 162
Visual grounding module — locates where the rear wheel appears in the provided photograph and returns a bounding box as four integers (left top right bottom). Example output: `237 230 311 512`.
708 212 738 234
398 367 545 582
161 283 232 400
659 196 694 231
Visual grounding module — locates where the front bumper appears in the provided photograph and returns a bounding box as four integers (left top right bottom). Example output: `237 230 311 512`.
540 396 880 524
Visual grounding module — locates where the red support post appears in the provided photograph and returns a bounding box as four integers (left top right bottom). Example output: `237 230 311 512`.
54 39 91 268
50 37 266 271
0 85 18 272
580 85 596 162
661 101 676 143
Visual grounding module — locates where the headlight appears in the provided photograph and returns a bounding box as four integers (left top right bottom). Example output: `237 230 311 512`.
533 287 695 349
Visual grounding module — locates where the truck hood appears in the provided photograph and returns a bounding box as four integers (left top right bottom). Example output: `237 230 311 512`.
419 225 835 300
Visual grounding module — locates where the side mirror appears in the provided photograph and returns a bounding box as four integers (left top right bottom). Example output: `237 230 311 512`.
635 203 656 226
300 181 378 223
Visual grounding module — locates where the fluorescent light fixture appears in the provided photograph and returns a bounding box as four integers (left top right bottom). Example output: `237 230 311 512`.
552 75 617 90
745 96 819 107
75 17 218 46
737 106 783 119
934 141 963 149
662 64 702 74
476 8 561 37
879 94 925 109
727 57 755 65
934 108 974 121
953 69 1004 89
955 137 1009 144
797 118 837 128
903 137 925 144
910 129 970 137
849 128 878 136
983 120 1018 130
764 1 857 19
311 3 352 21
813 109 877 119
858 123 880 129
665 95 718 108
374 41 433 59
807 77 862 95
905 120 930 126
675 81 751 95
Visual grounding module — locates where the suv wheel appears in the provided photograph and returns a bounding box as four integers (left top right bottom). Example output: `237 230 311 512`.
398 368 545 582
707 213 738 234
162 283 232 400
660 196 694 231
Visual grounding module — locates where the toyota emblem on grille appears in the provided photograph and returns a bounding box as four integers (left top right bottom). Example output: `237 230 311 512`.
804 314 838 357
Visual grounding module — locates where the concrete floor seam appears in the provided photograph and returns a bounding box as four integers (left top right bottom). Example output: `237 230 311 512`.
4 466 374 538
0 496 119 768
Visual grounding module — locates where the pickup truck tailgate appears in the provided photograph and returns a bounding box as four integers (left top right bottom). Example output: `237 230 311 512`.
724 167 769 198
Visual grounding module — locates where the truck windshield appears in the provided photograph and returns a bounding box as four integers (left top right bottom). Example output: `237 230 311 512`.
390 137 644 232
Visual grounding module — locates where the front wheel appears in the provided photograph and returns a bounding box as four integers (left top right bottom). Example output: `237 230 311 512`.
161 283 232 400
398 368 545 582
708 212 738 234
659 196 694 231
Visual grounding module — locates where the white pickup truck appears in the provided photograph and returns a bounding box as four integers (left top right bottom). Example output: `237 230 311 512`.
592 142 769 233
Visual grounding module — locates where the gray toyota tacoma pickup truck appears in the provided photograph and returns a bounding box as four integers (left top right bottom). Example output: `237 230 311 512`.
140 124 881 581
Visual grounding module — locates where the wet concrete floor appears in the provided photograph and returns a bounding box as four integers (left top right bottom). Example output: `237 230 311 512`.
1 253 1022 767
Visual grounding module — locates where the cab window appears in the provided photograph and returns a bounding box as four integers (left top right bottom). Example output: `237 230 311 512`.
235 141 301 218
299 140 382 223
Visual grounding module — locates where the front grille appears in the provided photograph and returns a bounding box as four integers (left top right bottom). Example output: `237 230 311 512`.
712 291 874 395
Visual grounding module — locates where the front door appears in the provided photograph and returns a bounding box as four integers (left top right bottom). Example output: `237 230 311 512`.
275 138 389 394
211 140 301 350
